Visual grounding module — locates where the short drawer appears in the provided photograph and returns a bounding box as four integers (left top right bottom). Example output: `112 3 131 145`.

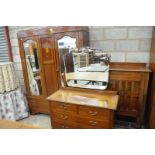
49 102 77 114
52 112 78 124
52 121 78 129
78 106 111 121
78 117 111 129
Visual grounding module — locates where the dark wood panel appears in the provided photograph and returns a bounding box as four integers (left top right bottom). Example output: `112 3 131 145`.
150 94 155 127
17 26 89 38
4 26 13 62
108 69 150 127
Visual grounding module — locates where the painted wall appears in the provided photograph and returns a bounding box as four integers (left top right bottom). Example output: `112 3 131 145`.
89 26 153 62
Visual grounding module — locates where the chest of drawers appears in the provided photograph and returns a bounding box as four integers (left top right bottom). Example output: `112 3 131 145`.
47 89 119 129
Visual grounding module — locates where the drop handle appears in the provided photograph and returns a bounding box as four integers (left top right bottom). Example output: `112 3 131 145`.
61 125 68 128
89 121 98 126
59 105 67 110
60 115 68 120
63 106 67 110
61 125 65 128
89 111 98 116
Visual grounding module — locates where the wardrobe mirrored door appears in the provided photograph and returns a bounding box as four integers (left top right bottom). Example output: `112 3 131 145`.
23 39 43 96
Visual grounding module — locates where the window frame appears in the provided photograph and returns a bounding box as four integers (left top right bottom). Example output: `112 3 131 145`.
2 26 13 62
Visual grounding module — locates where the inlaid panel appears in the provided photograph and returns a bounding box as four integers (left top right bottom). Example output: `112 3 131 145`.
40 37 59 96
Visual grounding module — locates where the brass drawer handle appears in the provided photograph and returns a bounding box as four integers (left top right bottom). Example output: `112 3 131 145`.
59 105 67 110
89 111 98 116
61 125 69 129
62 116 68 120
63 106 67 110
60 115 68 120
89 120 98 126
61 125 65 128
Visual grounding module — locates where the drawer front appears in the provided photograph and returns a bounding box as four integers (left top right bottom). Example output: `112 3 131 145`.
52 121 78 129
50 102 77 114
78 106 111 121
53 112 78 124
78 117 111 129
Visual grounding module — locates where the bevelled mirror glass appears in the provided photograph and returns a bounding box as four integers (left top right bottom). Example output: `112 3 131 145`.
64 47 110 90
58 36 77 86
58 37 111 90
23 40 42 96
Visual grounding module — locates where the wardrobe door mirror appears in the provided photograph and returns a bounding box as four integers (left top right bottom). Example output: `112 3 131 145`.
58 36 76 87
23 40 42 96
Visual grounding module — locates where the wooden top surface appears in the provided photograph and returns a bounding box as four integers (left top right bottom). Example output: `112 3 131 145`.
109 62 151 72
47 89 119 110
110 68 151 72
66 71 109 82
0 119 42 129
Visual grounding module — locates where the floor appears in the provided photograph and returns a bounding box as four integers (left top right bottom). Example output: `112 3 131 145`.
18 114 137 129
19 114 52 129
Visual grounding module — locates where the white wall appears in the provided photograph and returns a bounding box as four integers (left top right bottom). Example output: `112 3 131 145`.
89 26 153 62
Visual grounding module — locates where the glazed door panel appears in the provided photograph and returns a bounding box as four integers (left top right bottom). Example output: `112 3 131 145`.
20 37 45 97
40 37 59 96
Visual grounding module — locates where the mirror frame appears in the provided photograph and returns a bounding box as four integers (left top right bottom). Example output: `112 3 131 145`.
21 37 45 97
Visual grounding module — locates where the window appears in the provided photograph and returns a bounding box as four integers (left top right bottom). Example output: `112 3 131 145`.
0 26 13 62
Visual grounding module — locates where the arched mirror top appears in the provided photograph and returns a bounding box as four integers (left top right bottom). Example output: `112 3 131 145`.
23 39 37 51
58 36 76 49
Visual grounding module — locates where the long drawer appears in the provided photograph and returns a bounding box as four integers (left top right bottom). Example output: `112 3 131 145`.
78 117 110 129
78 106 111 121
52 121 78 129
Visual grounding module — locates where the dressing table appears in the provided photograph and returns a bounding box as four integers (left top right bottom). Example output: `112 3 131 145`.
46 45 117 129
47 88 119 129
